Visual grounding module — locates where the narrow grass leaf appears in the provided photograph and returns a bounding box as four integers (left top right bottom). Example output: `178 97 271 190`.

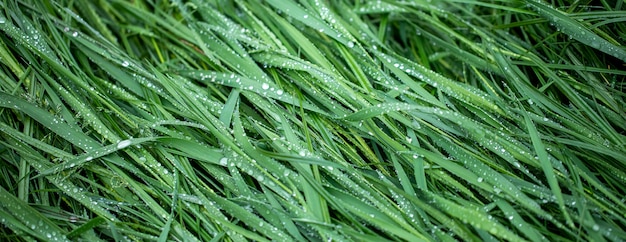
66 217 107 240
0 92 100 150
418 190 526 242
0 186 69 241
526 0 626 62
522 107 573 228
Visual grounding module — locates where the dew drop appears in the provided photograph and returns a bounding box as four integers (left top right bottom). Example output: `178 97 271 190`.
0 16 6 24
276 89 284 95
494 188 502 194
122 61 129 67
117 140 132 149
85 156 93 161
347 41 354 48
477 177 484 183
261 83 269 90
72 32 78 37
219 157 228 166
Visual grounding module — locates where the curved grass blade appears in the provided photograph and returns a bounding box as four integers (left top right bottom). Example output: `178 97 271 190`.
66 217 106 240
0 92 100 150
37 137 157 176
526 0 626 62
263 0 350 46
521 106 574 228
0 186 69 241
418 190 527 242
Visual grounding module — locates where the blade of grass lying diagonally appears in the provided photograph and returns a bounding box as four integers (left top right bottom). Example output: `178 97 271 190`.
0 186 69 241
0 92 100 151
521 103 574 228
417 190 526 242
375 51 505 115
526 0 626 62
263 0 352 47
37 137 158 177
180 70 326 114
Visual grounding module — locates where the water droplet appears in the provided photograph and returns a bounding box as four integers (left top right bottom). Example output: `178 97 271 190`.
303 15 308 19
0 16 6 24
347 41 354 48
261 83 269 90
72 32 78 37
276 89 284 95
122 61 129 67
219 157 228 166
592 224 599 231
477 177 484 183
117 140 132 149
85 156 93 161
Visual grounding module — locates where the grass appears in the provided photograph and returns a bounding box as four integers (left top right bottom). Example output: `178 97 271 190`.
0 0 625 241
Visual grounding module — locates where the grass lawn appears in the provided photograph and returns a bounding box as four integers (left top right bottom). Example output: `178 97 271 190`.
0 0 625 241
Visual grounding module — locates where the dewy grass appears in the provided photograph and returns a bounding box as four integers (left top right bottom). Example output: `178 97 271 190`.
1 0 625 241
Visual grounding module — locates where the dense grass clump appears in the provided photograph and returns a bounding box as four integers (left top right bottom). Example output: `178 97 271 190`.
1 0 625 241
